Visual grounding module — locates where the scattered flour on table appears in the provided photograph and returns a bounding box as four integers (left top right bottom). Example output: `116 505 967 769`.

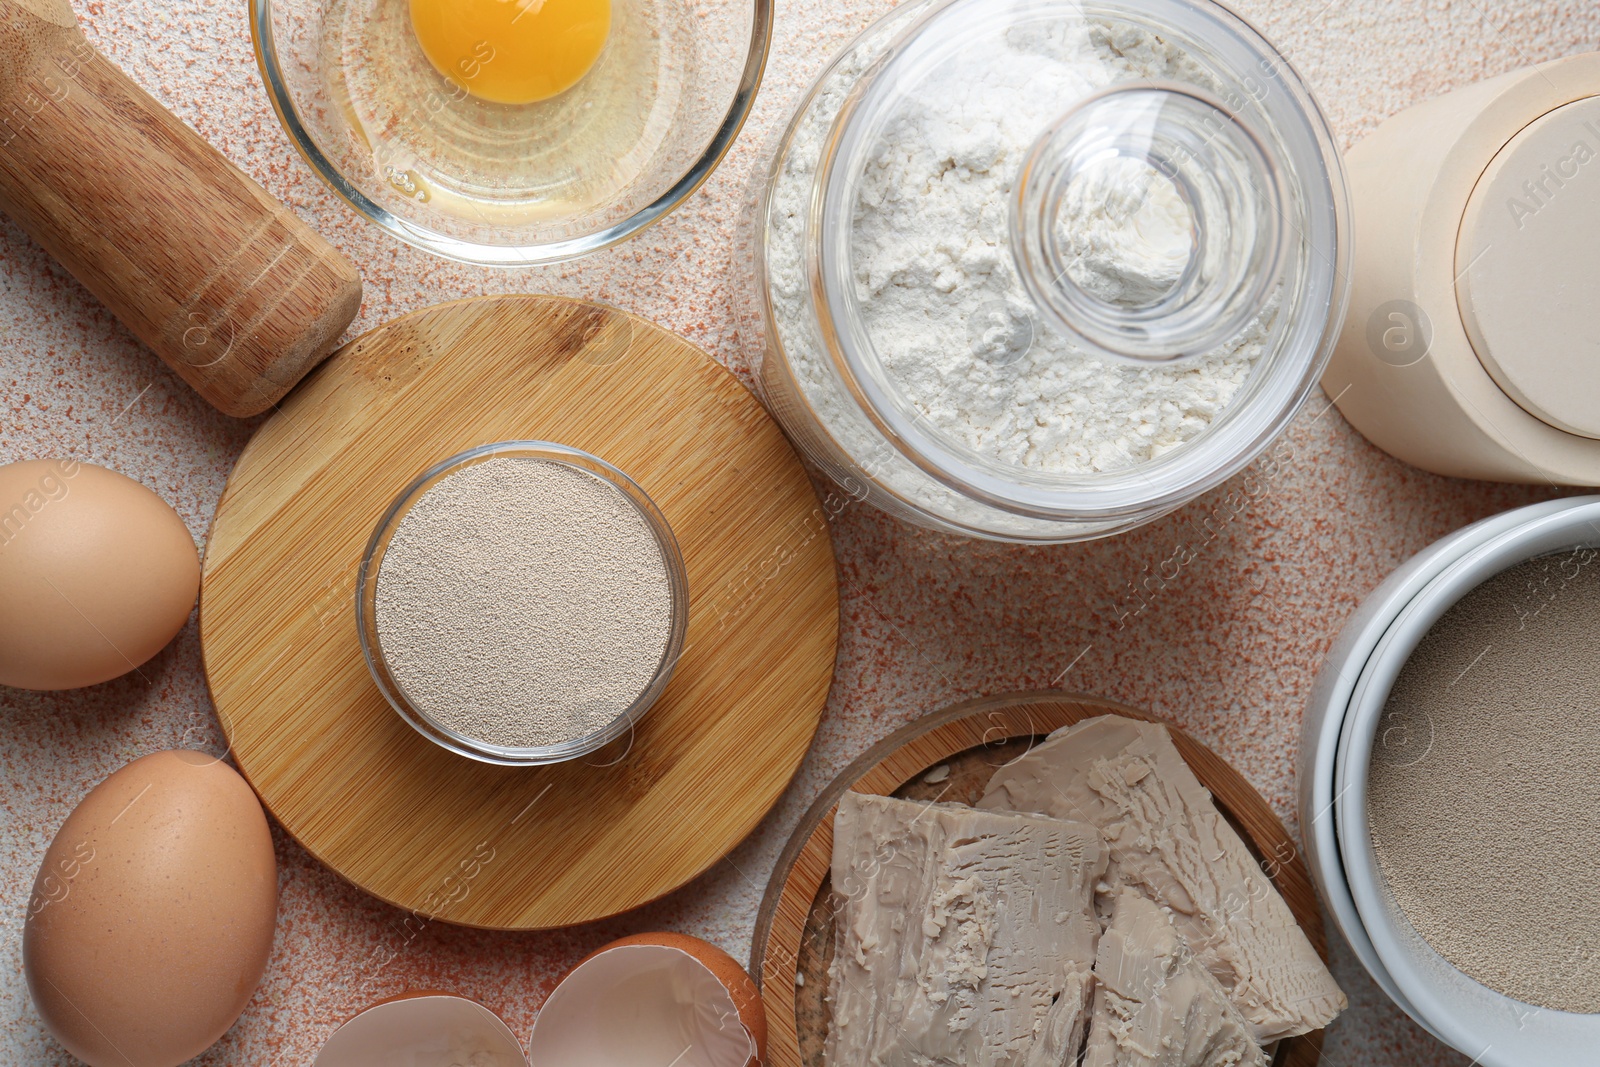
768 18 1272 478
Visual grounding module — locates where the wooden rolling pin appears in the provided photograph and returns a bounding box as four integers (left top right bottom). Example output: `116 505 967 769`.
0 0 362 417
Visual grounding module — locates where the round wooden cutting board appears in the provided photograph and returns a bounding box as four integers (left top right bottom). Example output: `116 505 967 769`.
751 692 1328 1067
201 295 839 930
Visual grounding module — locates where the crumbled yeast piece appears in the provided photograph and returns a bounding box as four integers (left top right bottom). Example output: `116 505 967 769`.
827 792 1105 1066
1084 888 1266 1067
980 715 1346 1042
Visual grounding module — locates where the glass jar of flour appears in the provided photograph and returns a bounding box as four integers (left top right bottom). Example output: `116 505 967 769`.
742 0 1350 541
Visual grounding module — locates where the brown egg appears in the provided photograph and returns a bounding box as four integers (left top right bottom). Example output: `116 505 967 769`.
23 750 279 1067
527 931 766 1067
0 458 199 690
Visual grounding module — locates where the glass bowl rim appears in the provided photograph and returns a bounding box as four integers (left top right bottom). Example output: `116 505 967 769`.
249 0 773 267
355 440 690 766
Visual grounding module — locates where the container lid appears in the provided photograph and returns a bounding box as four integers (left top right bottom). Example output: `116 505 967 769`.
1457 95 1600 439
806 0 1347 520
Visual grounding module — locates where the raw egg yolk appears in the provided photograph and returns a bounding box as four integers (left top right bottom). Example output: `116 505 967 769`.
410 0 611 105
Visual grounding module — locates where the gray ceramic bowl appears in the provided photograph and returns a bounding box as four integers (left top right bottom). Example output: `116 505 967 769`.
1322 497 1600 1065
1299 495 1582 1038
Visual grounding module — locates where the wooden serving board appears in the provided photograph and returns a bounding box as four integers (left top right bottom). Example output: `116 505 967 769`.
200 295 840 929
750 692 1327 1067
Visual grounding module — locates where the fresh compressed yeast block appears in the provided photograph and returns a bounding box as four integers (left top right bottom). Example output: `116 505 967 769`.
23 751 277 1067
827 791 1106 1067
527 934 762 1067
980 715 1345 1042
315 992 527 1066
1084 889 1264 1067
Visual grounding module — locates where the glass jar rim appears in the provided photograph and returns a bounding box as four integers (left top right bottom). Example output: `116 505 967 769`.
801 0 1351 522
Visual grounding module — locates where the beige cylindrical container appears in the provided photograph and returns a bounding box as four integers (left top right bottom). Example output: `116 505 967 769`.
1327 53 1600 483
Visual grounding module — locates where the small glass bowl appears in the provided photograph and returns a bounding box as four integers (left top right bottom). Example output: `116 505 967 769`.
251 0 770 265
356 441 689 765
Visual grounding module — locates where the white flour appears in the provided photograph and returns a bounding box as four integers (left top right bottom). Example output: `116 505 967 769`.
1057 155 1195 307
766 17 1270 486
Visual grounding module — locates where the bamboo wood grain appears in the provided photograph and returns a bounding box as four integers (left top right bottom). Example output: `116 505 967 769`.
751 692 1327 1067
201 295 840 929
0 0 360 416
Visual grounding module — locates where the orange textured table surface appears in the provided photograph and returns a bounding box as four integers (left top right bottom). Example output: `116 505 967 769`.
1 0 1594 1064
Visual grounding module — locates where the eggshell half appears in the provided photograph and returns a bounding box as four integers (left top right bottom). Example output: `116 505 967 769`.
23 750 278 1067
0 459 199 690
315 991 528 1067
527 932 764 1067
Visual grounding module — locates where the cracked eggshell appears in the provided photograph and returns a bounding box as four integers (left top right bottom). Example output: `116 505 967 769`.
22 750 278 1067
528 932 765 1067
314 991 528 1067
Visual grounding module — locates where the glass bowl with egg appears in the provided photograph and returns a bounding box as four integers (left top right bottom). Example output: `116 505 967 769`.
355 441 689 765
251 0 768 264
